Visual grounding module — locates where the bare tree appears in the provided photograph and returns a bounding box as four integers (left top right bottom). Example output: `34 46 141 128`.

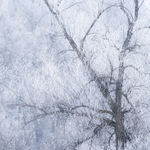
19 0 150 150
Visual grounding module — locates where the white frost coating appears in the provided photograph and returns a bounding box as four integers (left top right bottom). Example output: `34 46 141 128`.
0 0 150 150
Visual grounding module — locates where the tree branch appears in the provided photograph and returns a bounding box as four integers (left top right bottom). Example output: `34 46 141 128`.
71 104 114 116
120 0 139 50
43 0 114 107
80 4 118 51
134 0 139 21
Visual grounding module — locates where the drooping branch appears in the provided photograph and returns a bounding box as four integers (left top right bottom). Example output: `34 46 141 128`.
18 100 116 127
71 104 114 116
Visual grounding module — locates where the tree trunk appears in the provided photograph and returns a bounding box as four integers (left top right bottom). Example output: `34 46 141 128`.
115 112 125 150
115 52 125 150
